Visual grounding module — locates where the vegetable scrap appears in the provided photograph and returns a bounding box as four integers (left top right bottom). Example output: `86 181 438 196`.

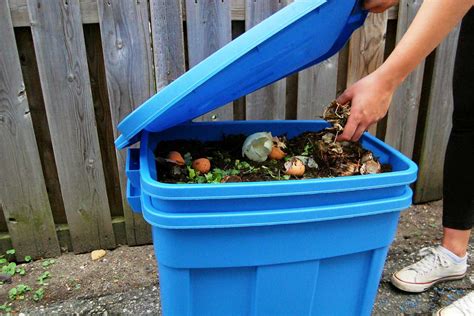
154 100 390 184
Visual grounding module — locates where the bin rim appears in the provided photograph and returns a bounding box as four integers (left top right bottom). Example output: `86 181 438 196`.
138 121 418 200
141 186 413 229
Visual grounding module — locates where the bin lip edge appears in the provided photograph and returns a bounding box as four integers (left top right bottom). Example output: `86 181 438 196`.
138 122 419 200
141 187 413 229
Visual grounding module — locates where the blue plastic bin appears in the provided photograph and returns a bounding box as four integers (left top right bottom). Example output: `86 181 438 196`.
117 1 418 315
125 121 417 316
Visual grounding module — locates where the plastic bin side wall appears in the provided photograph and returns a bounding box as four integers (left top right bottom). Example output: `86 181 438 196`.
153 211 400 316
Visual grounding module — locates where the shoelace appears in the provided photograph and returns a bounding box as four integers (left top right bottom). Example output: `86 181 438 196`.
451 291 474 314
409 247 451 275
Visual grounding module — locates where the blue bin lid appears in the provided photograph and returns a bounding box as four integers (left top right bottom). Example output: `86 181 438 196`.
115 0 367 149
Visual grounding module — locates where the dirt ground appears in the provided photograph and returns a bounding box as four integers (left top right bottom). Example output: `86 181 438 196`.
0 200 472 315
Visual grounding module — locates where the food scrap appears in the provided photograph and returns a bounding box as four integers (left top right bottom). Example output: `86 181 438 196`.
154 100 388 184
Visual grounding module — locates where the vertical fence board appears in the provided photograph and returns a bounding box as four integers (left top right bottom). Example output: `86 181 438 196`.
97 0 153 246
245 0 287 120
414 27 460 203
0 2 60 258
347 12 388 136
150 0 186 91
84 24 123 218
297 55 338 120
384 0 424 158
14 27 68 224
186 0 233 121
28 0 115 253
231 20 247 120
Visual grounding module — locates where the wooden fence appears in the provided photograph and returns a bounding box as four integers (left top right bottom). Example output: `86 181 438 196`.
0 0 460 259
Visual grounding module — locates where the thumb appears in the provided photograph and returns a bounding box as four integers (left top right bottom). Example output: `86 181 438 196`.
336 89 353 105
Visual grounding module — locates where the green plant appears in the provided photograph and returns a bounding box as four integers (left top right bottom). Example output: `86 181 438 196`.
16 267 26 276
2 262 17 276
8 284 31 300
261 166 290 181
37 271 51 285
183 152 193 166
5 249 15 256
0 302 12 312
302 142 313 156
33 288 44 302
24 256 32 263
41 259 55 268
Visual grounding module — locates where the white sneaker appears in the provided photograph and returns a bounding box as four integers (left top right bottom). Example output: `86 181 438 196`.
391 246 467 293
436 291 474 316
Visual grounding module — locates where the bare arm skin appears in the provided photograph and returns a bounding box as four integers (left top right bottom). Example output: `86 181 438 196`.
364 0 399 13
337 0 474 142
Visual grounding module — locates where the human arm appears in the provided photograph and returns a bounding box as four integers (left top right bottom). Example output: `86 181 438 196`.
337 0 473 142
363 0 399 13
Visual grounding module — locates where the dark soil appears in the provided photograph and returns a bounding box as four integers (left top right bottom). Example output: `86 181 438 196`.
155 131 390 184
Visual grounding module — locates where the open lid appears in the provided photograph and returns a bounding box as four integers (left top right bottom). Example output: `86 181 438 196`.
115 0 367 149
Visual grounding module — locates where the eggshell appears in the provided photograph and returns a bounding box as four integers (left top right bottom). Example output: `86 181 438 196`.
284 158 305 177
269 146 286 160
167 151 185 166
192 158 211 174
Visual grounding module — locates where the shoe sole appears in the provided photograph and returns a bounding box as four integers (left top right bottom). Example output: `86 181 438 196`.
391 272 466 293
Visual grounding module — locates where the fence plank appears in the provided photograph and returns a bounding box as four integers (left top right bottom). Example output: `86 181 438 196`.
347 12 388 136
186 0 233 121
15 28 68 225
245 0 287 120
150 0 186 91
414 26 460 203
384 0 424 158
28 0 115 253
0 1 60 259
83 24 123 218
97 0 153 245
297 55 338 120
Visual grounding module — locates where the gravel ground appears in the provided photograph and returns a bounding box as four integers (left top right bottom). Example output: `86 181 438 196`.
1 200 472 315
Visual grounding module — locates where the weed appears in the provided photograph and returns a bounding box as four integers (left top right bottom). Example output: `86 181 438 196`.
0 302 12 312
2 262 17 276
37 271 51 286
16 267 26 276
33 288 45 302
8 284 31 300
41 259 55 268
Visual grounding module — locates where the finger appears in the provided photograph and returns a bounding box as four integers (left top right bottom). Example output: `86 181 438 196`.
336 89 353 105
337 117 359 141
363 0 379 10
351 124 368 142
368 5 388 13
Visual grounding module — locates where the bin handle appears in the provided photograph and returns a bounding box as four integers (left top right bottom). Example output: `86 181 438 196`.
126 148 141 190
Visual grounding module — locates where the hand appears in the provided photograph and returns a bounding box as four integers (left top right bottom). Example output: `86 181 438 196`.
336 71 397 142
364 0 399 13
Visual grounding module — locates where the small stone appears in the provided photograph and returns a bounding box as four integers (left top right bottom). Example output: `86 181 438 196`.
0 273 12 284
91 249 106 261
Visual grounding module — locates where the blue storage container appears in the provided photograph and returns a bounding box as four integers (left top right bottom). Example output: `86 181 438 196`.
117 1 418 315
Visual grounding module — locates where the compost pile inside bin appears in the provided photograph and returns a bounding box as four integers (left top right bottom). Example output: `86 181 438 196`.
155 101 391 184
